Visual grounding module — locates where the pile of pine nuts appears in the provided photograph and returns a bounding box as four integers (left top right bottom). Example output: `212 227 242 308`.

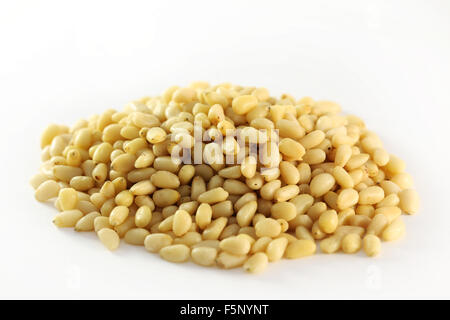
31 82 420 273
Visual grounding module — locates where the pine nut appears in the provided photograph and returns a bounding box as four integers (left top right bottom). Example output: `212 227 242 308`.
398 189 420 214
75 212 100 231
173 210 192 237
243 252 268 273
144 233 173 253
310 173 335 197
53 209 84 228
341 233 361 253
285 239 316 259
35 180 61 202
381 217 405 241
191 247 218 266
363 234 381 257
124 228 150 245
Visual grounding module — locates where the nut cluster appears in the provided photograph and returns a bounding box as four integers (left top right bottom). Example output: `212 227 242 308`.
31 81 419 273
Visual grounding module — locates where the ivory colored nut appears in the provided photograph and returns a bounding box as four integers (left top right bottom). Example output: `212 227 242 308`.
285 239 316 259
363 234 381 257
35 180 60 202
310 173 335 197
97 228 120 251
160 244 190 263
318 210 338 234
341 234 361 254
191 247 218 266
270 202 297 221
243 252 268 274
255 218 282 238
398 189 420 214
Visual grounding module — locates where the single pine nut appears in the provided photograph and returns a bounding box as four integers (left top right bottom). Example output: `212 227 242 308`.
266 237 288 262
367 213 389 236
203 217 227 240
58 188 78 211
310 173 335 197
341 233 361 253
35 180 61 202
243 252 268 273
216 252 248 269
150 170 181 189
94 216 113 232
135 205 152 228
53 209 84 228
270 202 297 221
109 206 129 226
124 228 150 245
236 201 258 227
359 186 385 205
398 189 420 214
191 247 218 266
363 234 381 257
144 233 173 253
75 212 100 231
285 239 316 259
197 187 229 204
381 217 405 241
255 218 282 238
220 236 251 255
318 210 338 234
337 188 359 210
173 209 192 237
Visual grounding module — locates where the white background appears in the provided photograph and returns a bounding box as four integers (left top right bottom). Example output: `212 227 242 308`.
0 0 449 299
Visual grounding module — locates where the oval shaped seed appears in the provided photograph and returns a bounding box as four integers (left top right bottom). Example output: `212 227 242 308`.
216 252 248 269
109 206 129 226
332 166 354 189
300 130 325 149
236 201 258 227
310 173 335 197
75 211 100 231
359 186 385 205
335 144 352 167
150 171 181 189
144 233 173 253
270 202 297 221
58 188 78 210
197 187 229 204
160 244 190 263
266 237 288 262
153 189 180 207
381 217 405 242
385 155 405 174
372 148 389 167
232 95 258 115
196 203 212 230
172 209 192 237
374 206 401 223
202 217 228 240
97 228 120 251
274 185 299 202
146 127 167 144
285 239 316 259
260 180 281 201
53 209 84 228
255 218 282 238
191 247 218 266
337 188 359 210
341 233 361 253
278 138 306 161
70 176 94 191
318 210 338 234
363 234 381 257
94 216 113 232
243 252 268 274
124 228 150 245
35 180 61 202
367 213 389 236
320 236 341 253
279 161 300 185
220 236 251 255
135 205 152 228
398 189 420 214
114 190 134 207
